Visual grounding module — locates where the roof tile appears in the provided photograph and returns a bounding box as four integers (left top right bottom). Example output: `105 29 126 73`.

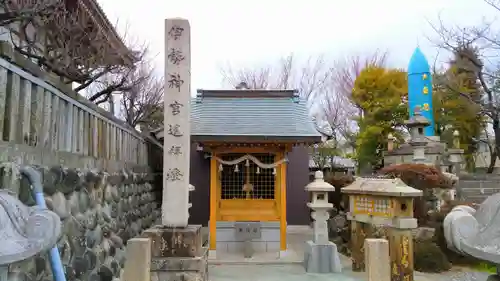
191 96 320 138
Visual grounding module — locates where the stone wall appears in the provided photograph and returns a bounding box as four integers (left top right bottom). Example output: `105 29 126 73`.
0 141 160 281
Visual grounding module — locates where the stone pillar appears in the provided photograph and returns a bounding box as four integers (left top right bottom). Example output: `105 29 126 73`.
405 106 430 164
387 228 415 281
365 239 390 281
303 171 342 273
387 133 395 152
141 18 207 281
448 130 464 199
123 238 151 281
162 17 192 227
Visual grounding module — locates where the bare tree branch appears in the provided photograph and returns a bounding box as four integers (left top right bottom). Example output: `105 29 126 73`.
428 5 500 172
116 58 163 129
316 51 389 148
220 53 329 102
0 0 139 104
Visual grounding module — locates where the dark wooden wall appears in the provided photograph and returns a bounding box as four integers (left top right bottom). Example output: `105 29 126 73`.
188 145 311 226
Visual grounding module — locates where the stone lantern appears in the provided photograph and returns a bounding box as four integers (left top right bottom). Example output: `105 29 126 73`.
387 133 396 152
342 177 422 280
405 106 430 164
447 130 464 172
446 130 464 200
303 171 342 273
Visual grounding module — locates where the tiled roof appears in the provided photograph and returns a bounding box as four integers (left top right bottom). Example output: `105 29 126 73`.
190 90 321 142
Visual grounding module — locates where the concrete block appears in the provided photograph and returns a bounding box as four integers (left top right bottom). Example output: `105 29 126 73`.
261 228 280 241
252 241 267 252
365 239 390 281
216 242 228 252
215 221 280 242
266 241 280 252
227 242 242 253
303 240 342 273
122 238 151 281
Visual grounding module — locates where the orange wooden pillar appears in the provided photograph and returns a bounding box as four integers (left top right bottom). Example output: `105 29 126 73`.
279 151 287 251
209 154 217 251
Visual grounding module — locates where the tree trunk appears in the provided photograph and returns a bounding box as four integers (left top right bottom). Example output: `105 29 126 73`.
487 149 497 173
488 118 500 173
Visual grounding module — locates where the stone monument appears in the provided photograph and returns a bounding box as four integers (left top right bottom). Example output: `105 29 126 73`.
405 106 430 164
303 171 342 273
0 189 62 279
142 18 208 281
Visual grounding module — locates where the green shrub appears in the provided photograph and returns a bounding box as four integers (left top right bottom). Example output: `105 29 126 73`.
473 262 497 274
414 240 451 273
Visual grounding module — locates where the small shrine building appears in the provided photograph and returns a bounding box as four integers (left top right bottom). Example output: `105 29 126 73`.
152 87 321 256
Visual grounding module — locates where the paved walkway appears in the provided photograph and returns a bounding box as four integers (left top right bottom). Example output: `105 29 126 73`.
205 226 488 281
208 257 488 281
209 264 360 281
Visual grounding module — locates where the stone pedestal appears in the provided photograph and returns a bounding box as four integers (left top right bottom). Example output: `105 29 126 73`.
304 241 342 273
142 225 208 281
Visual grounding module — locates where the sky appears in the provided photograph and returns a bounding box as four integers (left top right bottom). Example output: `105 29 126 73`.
98 0 497 93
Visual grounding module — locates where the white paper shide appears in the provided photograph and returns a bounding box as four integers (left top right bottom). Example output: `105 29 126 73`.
162 18 191 227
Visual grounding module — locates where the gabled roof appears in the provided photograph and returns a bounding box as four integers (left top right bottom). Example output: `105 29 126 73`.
152 89 322 144
190 89 321 143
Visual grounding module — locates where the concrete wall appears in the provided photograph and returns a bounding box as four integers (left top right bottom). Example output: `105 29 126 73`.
188 145 312 226
214 222 280 253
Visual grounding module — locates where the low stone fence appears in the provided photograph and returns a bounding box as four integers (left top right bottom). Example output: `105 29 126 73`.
457 174 500 203
0 42 162 281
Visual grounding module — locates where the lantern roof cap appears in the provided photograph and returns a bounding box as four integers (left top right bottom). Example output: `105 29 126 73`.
305 171 335 192
341 177 422 197
405 106 430 127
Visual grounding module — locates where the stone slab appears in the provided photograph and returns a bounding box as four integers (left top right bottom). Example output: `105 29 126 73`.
217 241 280 253
213 221 281 242
151 249 208 272
150 247 209 281
152 271 206 281
142 225 202 257
303 240 342 273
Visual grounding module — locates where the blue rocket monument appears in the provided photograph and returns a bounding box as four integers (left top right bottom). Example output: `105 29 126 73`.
408 47 435 136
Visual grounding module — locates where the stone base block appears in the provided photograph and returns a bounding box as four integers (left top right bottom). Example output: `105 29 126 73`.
303 240 342 273
142 225 202 257
151 246 209 281
216 241 280 253
208 250 217 260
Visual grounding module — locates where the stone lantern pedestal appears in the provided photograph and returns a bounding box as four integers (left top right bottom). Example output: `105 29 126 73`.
303 171 342 273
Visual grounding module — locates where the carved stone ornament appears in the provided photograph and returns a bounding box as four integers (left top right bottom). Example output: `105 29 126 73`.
444 192 500 264
0 189 61 265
